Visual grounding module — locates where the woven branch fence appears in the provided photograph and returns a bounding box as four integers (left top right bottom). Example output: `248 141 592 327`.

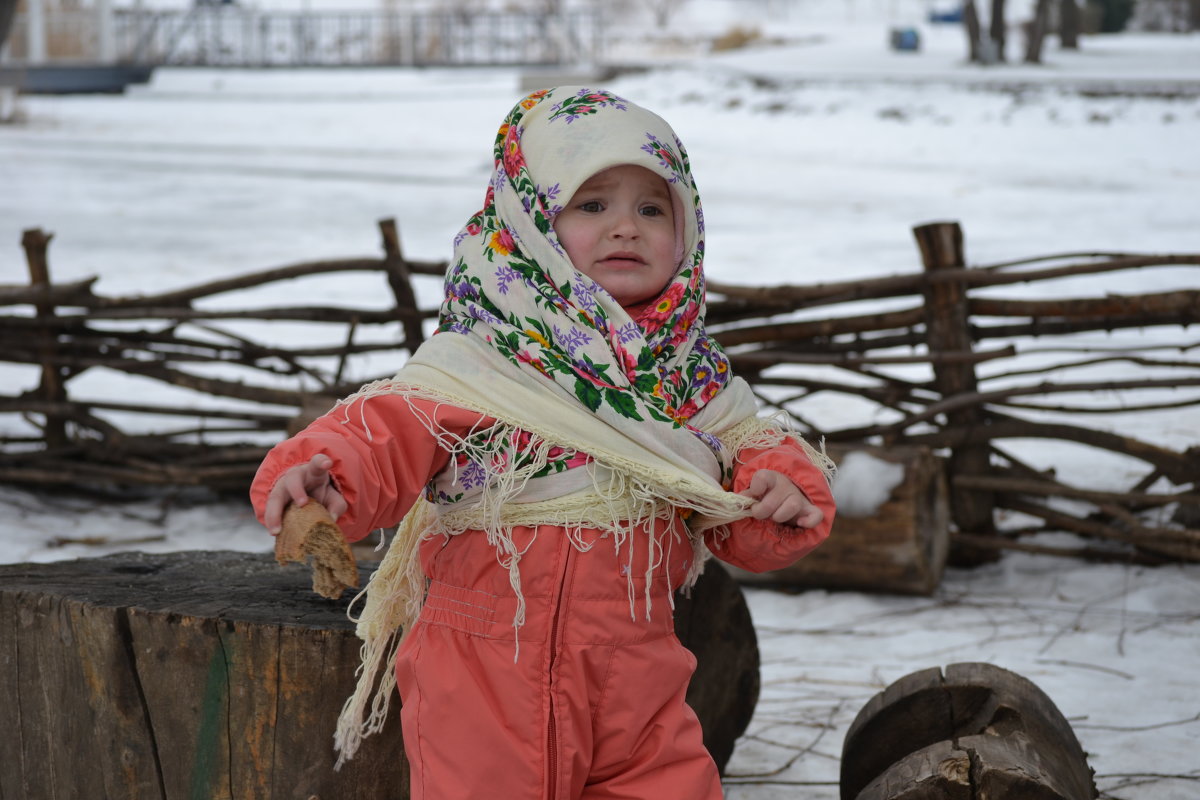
4 219 1198 563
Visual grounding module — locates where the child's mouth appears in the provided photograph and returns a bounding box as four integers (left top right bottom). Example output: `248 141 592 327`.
601 252 645 267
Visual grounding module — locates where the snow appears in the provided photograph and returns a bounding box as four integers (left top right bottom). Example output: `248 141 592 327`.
830 451 905 518
2 0 1199 796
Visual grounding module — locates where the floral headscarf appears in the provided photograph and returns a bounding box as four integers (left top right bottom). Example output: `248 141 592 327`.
438 87 735 471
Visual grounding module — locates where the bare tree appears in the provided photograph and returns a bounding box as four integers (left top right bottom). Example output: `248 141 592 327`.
963 0 984 61
990 0 1008 61
1024 0 1053 62
1060 0 1082 48
646 0 686 29
0 0 17 51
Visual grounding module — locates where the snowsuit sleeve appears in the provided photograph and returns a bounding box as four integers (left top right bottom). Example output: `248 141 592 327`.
249 395 490 543
706 436 836 573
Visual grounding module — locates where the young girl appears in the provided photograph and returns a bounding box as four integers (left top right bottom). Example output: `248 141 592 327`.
251 86 835 800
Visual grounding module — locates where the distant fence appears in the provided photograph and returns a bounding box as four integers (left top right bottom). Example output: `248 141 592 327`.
3 7 602 68
3 219 1198 563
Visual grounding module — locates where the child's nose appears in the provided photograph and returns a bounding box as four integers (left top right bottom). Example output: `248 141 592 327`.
609 209 640 238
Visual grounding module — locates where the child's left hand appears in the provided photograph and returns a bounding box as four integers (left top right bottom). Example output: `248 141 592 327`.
741 469 824 529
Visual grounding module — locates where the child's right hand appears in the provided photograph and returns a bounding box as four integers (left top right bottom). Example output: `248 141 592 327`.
263 453 348 535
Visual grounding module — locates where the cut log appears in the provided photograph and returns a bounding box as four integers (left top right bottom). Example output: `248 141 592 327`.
0 549 758 799
841 662 1097 800
728 444 949 595
674 562 760 771
852 739 972 800
855 734 1093 800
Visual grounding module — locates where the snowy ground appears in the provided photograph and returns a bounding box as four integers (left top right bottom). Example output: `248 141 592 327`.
2 0 1199 797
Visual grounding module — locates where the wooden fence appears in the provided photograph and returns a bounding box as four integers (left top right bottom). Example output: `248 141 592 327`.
3 219 1198 563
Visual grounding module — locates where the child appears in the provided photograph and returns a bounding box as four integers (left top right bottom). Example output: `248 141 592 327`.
251 86 835 800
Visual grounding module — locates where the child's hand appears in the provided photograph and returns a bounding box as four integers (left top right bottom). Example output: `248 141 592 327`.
263 454 348 535
741 468 824 529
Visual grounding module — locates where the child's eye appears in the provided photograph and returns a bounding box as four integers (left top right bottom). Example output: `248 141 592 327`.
578 200 603 213
640 204 665 218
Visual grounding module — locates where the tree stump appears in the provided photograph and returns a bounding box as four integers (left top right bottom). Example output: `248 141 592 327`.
841 662 1098 800
0 550 758 799
729 444 950 596
674 562 760 771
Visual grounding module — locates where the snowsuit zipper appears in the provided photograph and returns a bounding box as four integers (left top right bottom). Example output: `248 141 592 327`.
546 541 576 799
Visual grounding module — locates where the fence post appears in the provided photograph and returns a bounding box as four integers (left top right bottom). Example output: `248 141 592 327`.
22 227 68 450
378 218 427 352
913 221 996 543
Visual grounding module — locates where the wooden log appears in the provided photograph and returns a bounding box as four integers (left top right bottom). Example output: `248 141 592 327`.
728 444 950 596
914 221 996 547
22 227 68 450
0 550 758 799
378 218 427 352
970 289 1200 319
841 662 1097 800
855 733 1097 800
853 731 1101 800
852 739 972 800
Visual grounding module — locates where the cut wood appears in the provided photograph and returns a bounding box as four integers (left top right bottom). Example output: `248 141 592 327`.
728 444 949 596
841 662 1097 800
855 734 1095 800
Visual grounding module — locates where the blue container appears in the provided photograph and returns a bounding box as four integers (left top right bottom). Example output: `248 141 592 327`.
929 7 965 23
889 27 921 52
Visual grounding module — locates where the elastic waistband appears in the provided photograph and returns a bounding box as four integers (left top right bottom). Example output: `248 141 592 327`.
419 577 679 646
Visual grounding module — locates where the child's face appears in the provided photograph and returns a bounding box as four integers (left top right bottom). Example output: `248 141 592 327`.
553 164 678 308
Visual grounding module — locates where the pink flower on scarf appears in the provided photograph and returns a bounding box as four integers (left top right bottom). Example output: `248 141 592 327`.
667 303 699 347
516 350 550 378
674 398 700 421
489 229 515 256
502 124 526 177
563 452 593 469
640 283 685 328
612 340 640 379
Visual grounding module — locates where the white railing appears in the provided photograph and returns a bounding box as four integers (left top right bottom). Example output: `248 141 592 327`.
3 6 603 68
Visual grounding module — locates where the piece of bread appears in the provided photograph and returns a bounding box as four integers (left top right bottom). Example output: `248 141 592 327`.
275 498 360 599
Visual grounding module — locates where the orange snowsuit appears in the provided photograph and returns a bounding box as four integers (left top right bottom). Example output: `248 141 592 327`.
251 395 835 799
